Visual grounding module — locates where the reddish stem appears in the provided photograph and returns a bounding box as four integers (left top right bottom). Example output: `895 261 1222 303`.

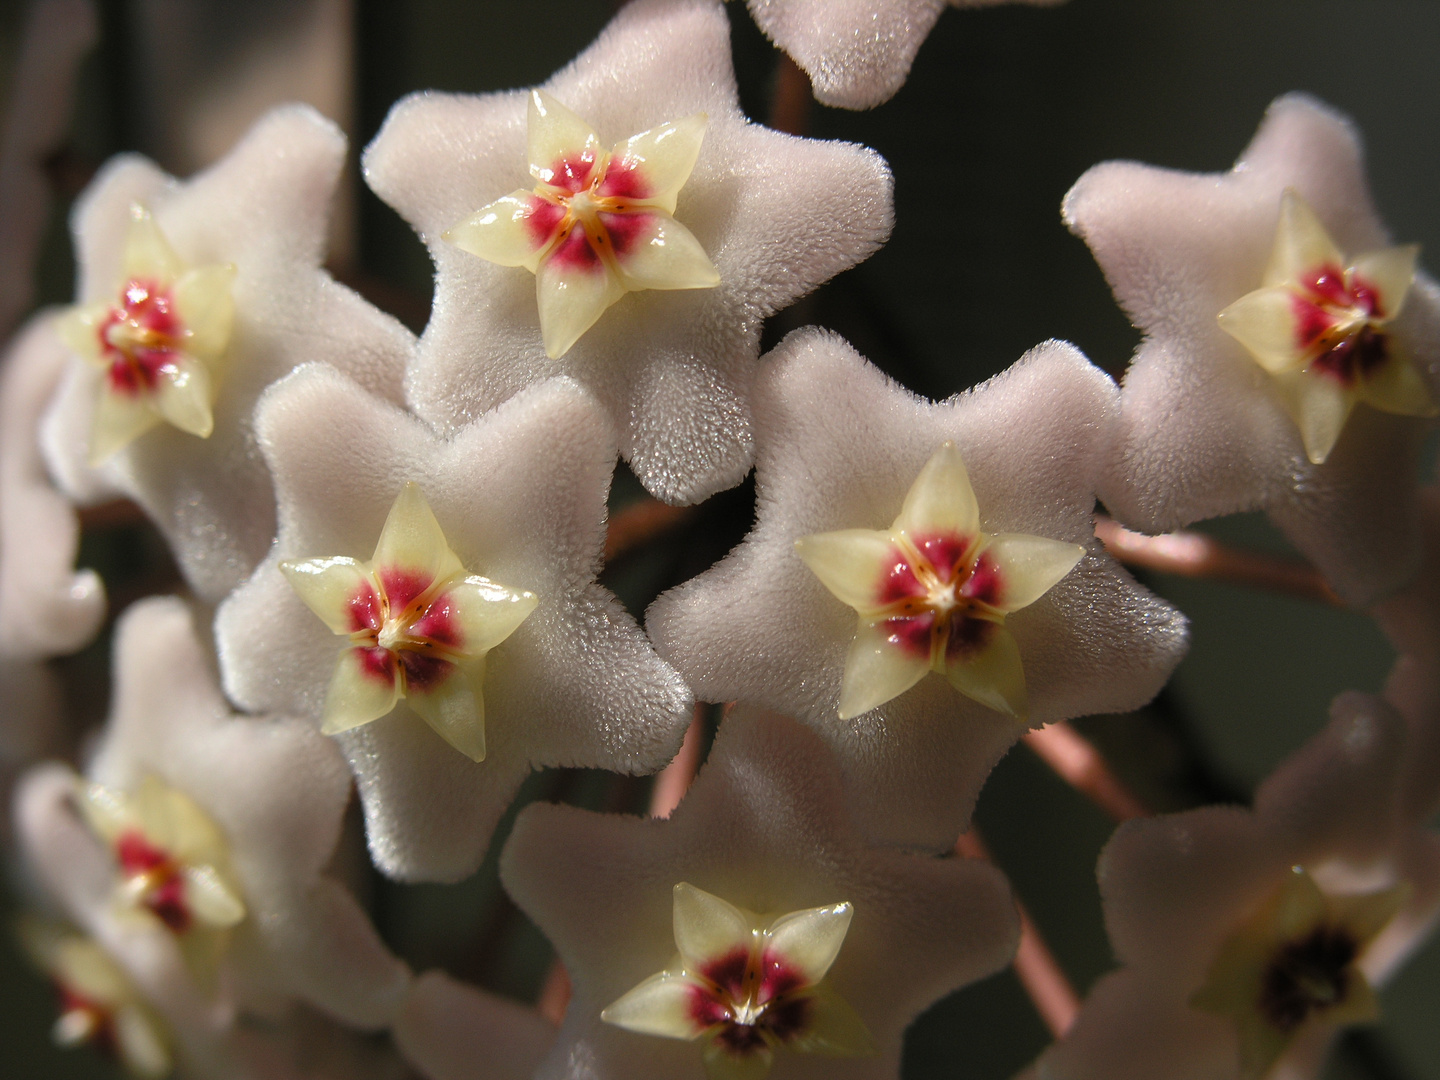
1022 723 1148 823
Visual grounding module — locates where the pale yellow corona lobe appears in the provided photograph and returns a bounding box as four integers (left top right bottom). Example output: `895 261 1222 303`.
445 91 719 359
1218 189 1436 465
796 442 1082 721
281 483 536 761
602 883 875 1080
58 205 235 464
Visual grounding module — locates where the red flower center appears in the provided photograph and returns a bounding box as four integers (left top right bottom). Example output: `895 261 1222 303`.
524 151 658 274
115 829 190 933
686 945 815 1057
874 531 1006 663
98 279 183 396
345 569 466 694
1290 263 1391 386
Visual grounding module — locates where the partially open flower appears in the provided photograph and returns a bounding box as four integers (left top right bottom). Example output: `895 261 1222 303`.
501 709 1020 1080
282 482 537 761
446 91 719 359
648 328 1186 851
1066 94 1440 604
362 0 893 504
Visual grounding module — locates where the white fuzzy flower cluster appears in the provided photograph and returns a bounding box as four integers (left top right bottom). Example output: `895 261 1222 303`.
0 2 1436 1080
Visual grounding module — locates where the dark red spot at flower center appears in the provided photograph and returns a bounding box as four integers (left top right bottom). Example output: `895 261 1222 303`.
875 533 1005 663
530 152 657 275
347 569 466 696
115 830 190 933
687 946 816 1058
1259 925 1359 1033
1310 326 1391 386
98 279 183 397
1291 264 1394 386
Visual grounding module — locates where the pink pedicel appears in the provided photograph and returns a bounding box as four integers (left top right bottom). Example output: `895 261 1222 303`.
98 279 183 396
115 829 190 933
875 533 1005 663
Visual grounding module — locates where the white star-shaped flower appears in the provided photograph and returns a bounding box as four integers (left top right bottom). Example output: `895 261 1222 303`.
41 103 414 602
743 0 1067 111
1066 93 1440 605
15 596 411 1031
214 364 693 882
361 0 893 505
499 708 1020 1080
1035 692 1440 1080
0 310 105 658
647 328 1188 851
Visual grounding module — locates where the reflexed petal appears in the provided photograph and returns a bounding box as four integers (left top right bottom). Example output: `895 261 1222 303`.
280 556 376 636
438 575 538 656
1218 286 1309 374
944 623 1027 720
121 206 184 285
153 354 215 438
605 113 708 214
1265 189 1344 287
90 389 159 464
980 533 1084 613
373 482 465 591
1275 370 1355 465
407 666 486 762
181 864 246 928
113 1005 171 1079
702 1040 774 1080
536 249 625 358
765 902 852 984
789 982 877 1058
794 529 900 614
1350 244 1418 322
445 191 561 272
56 304 107 363
838 617 930 720
1358 350 1438 418
601 970 706 1040
170 264 236 360
674 882 754 970
610 211 720 292
320 647 400 735
892 441 979 539
527 90 602 189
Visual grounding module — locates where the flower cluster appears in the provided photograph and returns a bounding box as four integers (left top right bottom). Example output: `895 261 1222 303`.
0 2 1436 1080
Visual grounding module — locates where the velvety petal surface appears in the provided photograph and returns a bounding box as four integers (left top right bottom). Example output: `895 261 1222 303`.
1068 94 1440 604
215 365 692 882
393 970 556 1080
362 0 894 505
647 328 1187 851
500 709 1020 1080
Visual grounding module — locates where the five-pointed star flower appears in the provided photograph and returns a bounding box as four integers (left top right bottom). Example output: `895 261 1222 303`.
214 364 693 882
41 103 414 602
447 90 720 360
361 0 894 505
647 328 1188 851
743 0 1067 111
15 597 412 1031
1065 93 1440 605
1035 692 1440 1080
0 310 105 658
282 482 537 762
499 709 1020 1080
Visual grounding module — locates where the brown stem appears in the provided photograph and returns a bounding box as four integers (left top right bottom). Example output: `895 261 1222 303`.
648 706 706 819
536 962 572 1027
769 55 813 136
1094 515 1340 605
1022 723 1148 823
954 830 1080 1038
604 498 693 563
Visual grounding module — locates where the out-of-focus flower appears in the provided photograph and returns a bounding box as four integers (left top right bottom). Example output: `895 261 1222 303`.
743 0 1067 111
16 596 411 1030
500 708 1020 1080
215 365 692 882
1066 94 1440 605
362 0 893 505
42 104 413 601
392 970 556 1080
648 328 1187 851
1035 692 1440 1080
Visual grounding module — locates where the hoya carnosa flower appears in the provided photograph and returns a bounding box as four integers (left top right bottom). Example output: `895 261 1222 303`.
362 0 893 505
215 365 692 882
1036 692 1440 1080
41 104 413 602
1066 93 1440 605
601 883 875 1079
500 710 1020 1080
795 441 1082 720
0 311 106 658
446 91 719 360
17 597 411 1030
647 329 1187 851
281 483 537 761
743 0 1067 111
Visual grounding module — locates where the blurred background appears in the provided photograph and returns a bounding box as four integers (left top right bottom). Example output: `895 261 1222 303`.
0 0 1436 1076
